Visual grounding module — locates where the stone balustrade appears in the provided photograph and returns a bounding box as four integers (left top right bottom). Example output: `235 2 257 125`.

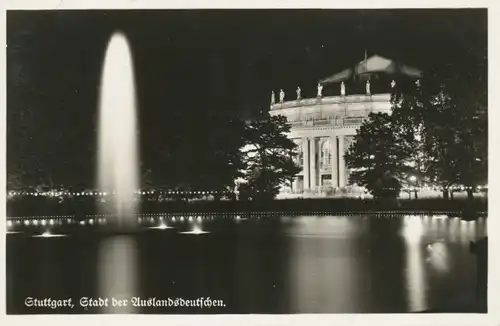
270 93 391 111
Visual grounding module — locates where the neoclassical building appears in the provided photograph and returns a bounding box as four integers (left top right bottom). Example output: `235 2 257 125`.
269 54 422 195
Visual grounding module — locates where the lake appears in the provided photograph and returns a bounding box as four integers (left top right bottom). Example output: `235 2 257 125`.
6 213 487 314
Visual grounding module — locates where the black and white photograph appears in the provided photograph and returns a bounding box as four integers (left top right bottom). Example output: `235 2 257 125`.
4 2 493 322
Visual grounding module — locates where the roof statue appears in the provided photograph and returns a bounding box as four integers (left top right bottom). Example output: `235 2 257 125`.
340 81 346 96
318 54 423 84
279 89 285 103
391 80 396 88
271 91 276 105
366 80 371 95
296 86 301 100
317 83 323 97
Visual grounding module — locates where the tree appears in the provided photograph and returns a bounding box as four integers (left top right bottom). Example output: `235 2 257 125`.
390 79 430 199
346 66 487 205
417 63 487 201
240 113 301 201
345 112 410 200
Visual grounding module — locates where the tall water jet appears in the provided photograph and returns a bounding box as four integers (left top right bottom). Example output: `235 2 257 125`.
97 31 139 313
97 31 139 230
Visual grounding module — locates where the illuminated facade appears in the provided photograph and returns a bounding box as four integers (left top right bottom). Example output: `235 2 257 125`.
270 54 421 195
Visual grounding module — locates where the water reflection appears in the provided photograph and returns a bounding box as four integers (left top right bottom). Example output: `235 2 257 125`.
401 217 427 312
98 236 138 313
288 216 364 313
6 214 487 314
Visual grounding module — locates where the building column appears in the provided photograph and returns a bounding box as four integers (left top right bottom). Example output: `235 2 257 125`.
292 178 298 193
302 137 310 190
330 135 338 188
310 137 317 191
338 135 346 187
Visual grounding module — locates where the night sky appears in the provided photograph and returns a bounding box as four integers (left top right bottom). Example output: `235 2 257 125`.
7 9 487 188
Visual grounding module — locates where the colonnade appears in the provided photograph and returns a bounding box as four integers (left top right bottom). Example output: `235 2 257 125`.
292 135 351 193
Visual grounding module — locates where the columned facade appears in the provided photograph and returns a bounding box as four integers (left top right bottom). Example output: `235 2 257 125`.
270 54 421 196
270 93 392 195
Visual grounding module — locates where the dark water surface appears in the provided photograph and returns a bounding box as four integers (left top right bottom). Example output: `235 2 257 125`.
6 214 487 314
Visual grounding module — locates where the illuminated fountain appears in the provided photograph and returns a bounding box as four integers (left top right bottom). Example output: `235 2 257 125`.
32 230 68 238
179 221 210 235
96 31 139 313
97 32 140 230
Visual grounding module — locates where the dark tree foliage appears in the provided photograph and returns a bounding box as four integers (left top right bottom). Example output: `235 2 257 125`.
344 112 408 199
239 113 301 201
346 58 487 202
420 62 487 200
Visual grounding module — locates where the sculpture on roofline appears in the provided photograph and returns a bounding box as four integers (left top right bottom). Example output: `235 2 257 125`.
271 91 275 105
340 81 346 96
279 89 285 103
366 80 371 95
296 86 301 100
317 83 323 97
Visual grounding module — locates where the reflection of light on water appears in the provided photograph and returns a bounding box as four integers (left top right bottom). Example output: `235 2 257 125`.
148 222 173 230
401 216 427 312
429 216 438 234
458 220 477 245
286 216 356 238
280 216 292 223
401 217 424 244
235 215 248 223
426 241 450 272
179 224 209 235
99 236 138 313
32 230 68 238
288 215 360 312
448 218 460 242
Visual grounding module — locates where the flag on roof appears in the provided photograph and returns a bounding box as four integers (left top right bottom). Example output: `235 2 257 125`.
319 54 423 84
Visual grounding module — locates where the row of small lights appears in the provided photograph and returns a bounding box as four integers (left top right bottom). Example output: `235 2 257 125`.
7 210 483 224
8 213 482 230
358 186 486 192
8 209 486 219
6 214 247 228
9 187 487 198
7 190 233 197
